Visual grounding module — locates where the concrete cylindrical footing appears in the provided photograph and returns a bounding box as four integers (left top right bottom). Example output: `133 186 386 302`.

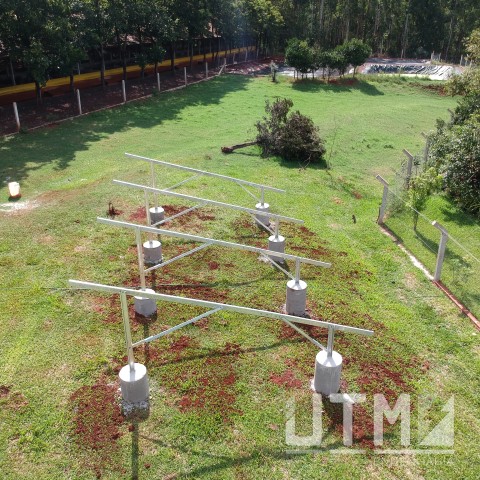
143 240 162 265
119 363 149 403
149 206 164 225
134 288 157 317
268 235 286 262
255 202 270 228
286 279 307 316
313 350 343 396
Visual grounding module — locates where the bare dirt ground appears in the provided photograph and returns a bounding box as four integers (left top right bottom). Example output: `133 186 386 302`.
0 59 276 137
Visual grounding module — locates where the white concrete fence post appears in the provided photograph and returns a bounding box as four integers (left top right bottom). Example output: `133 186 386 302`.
122 80 126 103
402 149 414 188
375 175 389 224
157 72 161 92
432 221 449 282
76 89 82 115
12 102 20 131
205 62 208 78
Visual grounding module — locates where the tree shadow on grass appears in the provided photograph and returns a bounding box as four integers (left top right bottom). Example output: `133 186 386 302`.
138 433 345 479
0 75 252 185
439 195 480 228
291 78 384 96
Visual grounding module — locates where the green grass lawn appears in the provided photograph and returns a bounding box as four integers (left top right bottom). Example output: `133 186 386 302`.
1 75 479 480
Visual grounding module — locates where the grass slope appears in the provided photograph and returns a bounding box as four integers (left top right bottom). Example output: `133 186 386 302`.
0 75 479 480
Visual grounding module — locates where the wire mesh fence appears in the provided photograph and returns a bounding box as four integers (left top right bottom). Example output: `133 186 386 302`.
382 188 480 319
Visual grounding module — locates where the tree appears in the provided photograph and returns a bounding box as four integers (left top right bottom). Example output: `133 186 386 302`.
256 98 326 164
466 28 480 62
285 38 314 77
330 47 348 77
408 167 443 229
342 38 371 77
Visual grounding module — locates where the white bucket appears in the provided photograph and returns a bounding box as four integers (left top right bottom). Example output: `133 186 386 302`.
8 182 21 198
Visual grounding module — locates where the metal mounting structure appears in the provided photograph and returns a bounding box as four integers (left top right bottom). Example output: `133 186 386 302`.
124 152 285 207
113 179 303 239
97 217 331 290
69 279 373 361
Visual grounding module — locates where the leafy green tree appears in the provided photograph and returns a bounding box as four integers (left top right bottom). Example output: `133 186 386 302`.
285 38 314 76
342 38 371 77
408 167 443 229
82 0 113 89
466 28 480 62
330 46 348 77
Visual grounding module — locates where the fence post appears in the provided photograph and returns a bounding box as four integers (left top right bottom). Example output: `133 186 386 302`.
402 149 414 187
76 89 82 115
205 62 208 78
12 102 20 131
375 175 389 224
421 132 430 163
432 221 449 282
157 72 161 92
122 80 126 103
184 67 187 87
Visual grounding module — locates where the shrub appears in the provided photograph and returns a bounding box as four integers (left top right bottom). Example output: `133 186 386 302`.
443 120 480 215
256 98 326 164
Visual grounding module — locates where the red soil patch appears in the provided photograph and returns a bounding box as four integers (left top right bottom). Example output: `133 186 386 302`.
323 399 375 449
70 381 125 478
328 78 357 86
270 369 303 389
0 385 10 397
299 225 315 237
157 281 229 303
0 385 29 411
352 191 363 199
170 335 193 355
128 206 147 223
163 204 216 224
356 359 415 399
208 261 220 270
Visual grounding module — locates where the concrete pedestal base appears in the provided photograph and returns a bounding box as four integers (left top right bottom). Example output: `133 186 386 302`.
134 288 157 317
119 363 149 403
255 202 270 228
286 280 307 316
313 350 343 396
268 235 286 262
149 206 164 225
143 240 162 265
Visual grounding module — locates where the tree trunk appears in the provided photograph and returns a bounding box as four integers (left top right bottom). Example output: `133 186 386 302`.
100 44 106 89
189 40 193 69
9 58 16 86
221 141 257 153
170 41 175 73
69 73 75 94
35 80 42 105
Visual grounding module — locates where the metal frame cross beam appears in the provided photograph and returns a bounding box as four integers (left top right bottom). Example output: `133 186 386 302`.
124 152 285 206
97 217 331 288
69 279 374 371
113 179 303 227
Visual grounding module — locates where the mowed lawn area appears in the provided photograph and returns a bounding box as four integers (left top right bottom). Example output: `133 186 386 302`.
0 74 479 480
